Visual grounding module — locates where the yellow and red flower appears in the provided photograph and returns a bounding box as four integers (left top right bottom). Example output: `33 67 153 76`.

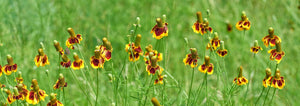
0 82 5 88
268 41 285 63
192 12 204 34
4 89 15 104
262 27 281 47
151 17 168 40
26 79 48 105
53 74 67 90
146 56 163 75
208 33 220 50
183 48 199 68
235 11 251 31
47 93 64 106
263 68 272 88
198 56 214 75
60 54 71 68
66 28 82 49
226 21 233 32
233 66 248 85
90 37 113 69
54 40 64 55
125 34 143 61
271 69 285 89
0 65 2 77
71 53 84 70
199 18 213 35
154 74 164 85
144 45 163 64
90 49 105 69
216 41 228 57
16 83 29 101
2 55 17 75
250 40 263 54
34 48 50 67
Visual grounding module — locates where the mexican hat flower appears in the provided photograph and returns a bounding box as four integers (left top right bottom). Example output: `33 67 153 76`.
183 48 199 68
0 65 2 77
192 12 204 34
12 87 25 101
216 41 228 57
208 32 220 50
125 34 143 61
90 37 113 69
151 15 168 40
60 54 71 68
34 48 50 67
54 40 64 55
235 11 251 31
268 41 285 63
65 28 82 49
47 93 64 106
198 56 214 75
144 44 163 64
154 74 164 85
16 72 24 84
146 56 163 75
151 97 161 106
263 68 272 88
271 69 285 89
26 79 48 105
250 40 263 54
262 27 281 47
2 55 17 75
90 49 105 69
4 89 15 104
53 74 67 90
16 83 29 101
71 53 84 70
199 18 213 35
233 66 248 85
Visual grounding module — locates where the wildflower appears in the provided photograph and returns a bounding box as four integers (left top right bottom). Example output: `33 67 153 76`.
13 87 25 101
90 49 105 69
71 53 84 70
183 48 199 68
262 27 281 47
235 11 251 31
16 72 24 84
16 83 29 101
54 40 64 55
99 37 113 61
47 93 63 106
200 18 213 35
0 82 5 88
216 41 228 57
144 45 163 64
34 48 50 67
198 56 214 74
60 54 71 68
151 97 161 106
2 55 17 75
233 66 248 85
125 34 143 61
226 21 232 32
26 79 48 105
250 40 263 54
0 65 2 77
268 41 285 63
271 69 285 89
53 74 67 90
208 32 220 50
146 56 163 75
192 12 204 34
263 68 272 88
154 74 164 85
151 15 168 40
4 89 15 104
65 28 82 49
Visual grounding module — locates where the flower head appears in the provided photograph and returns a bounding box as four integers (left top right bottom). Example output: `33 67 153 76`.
0 65 2 77
12 87 25 101
250 40 263 54
263 68 272 88
144 45 163 64
125 34 143 61
60 54 71 68
16 83 29 101
198 56 214 74
65 28 82 49
54 40 64 55
146 56 163 75
90 37 112 69
26 79 48 105
90 49 105 69
15 72 24 84
34 48 50 67
216 41 228 57
235 11 251 30
47 93 64 106
192 12 204 34
71 53 84 70
151 16 168 40
100 37 113 61
151 97 161 106
4 89 15 104
226 21 233 32
262 27 281 47
271 69 285 89
183 48 199 68
154 74 164 85
207 32 220 50
0 82 5 88
268 41 285 63
233 66 248 85
53 74 67 90
2 55 17 75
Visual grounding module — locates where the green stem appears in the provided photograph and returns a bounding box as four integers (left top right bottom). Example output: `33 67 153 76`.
193 73 207 105
143 75 154 106
269 88 277 104
262 87 271 105
243 84 249 104
187 68 195 106
63 88 66 106
205 72 208 106
255 87 265 105
95 68 100 106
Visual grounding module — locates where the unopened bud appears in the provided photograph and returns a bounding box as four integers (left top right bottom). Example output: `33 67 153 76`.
220 41 225 50
238 66 243 77
162 14 167 23
13 87 19 95
206 9 210 17
67 28 76 37
62 54 69 62
7 55 14 65
156 18 164 27
196 12 203 23
266 68 271 77
151 97 161 106
254 40 259 47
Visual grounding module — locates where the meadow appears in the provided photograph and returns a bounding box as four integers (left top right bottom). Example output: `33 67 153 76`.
0 0 300 105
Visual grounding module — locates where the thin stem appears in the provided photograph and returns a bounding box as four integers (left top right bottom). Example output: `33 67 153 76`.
205 73 208 106
143 75 154 106
243 84 249 104
255 87 265 105
269 88 277 104
262 87 271 105
193 73 207 105
63 88 66 106
95 68 100 106
187 68 195 106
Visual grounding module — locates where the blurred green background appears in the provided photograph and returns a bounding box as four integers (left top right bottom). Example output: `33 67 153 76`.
0 0 299 105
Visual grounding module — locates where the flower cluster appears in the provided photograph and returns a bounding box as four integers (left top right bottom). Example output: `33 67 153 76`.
125 34 143 61
90 37 113 69
26 79 48 105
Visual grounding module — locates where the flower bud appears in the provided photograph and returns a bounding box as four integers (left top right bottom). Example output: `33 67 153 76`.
151 97 161 106
67 28 76 37
7 55 14 65
268 27 274 37
13 87 19 95
190 48 198 58
238 66 243 77
205 56 210 66
18 72 22 78
146 45 153 52
135 34 142 47
162 14 167 23
54 40 63 52
241 11 247 21
206 9 210 17
220 41 225 50
254 40 259 47
266 68 271 77
135 17 141 27
156 18 164 27
196 12 203 23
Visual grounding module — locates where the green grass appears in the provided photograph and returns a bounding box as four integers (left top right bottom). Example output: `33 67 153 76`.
0 0 299 105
